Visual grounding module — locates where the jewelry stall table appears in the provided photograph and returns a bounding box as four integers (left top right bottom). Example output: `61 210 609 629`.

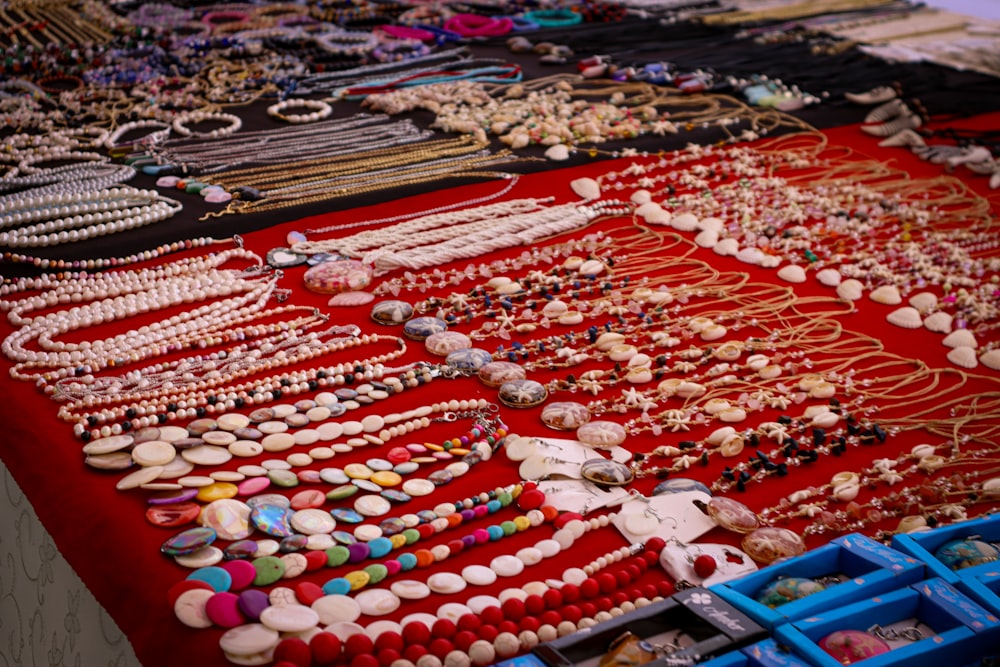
4 106 1000 667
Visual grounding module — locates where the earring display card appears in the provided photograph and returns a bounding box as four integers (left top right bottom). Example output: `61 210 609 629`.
710 533 926 630
891 512 1000 585
530 588 765 667
611 490 718 546
773 578 1000 667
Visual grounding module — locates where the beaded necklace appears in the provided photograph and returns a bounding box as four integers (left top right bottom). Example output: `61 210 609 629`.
0 186 183 248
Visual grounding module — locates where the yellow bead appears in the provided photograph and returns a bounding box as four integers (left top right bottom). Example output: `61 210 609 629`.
345 570 370 590
196 482 239 502
371 471 402 487
513 516 531 531
390 534 407 549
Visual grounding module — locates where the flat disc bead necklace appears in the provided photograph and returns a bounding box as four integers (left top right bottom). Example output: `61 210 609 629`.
363 200 634 277
196 512 663 667
89 396 503 478
167 482 527 594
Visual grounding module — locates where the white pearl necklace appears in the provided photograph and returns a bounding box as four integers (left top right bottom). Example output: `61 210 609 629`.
1 255 279 382
0 186 182 247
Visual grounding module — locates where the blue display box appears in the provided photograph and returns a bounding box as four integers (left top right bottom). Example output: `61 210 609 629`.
711 533 925 631
699 639 814 667
891 513 1000 585
773 578 1000 667
957 567 1000 616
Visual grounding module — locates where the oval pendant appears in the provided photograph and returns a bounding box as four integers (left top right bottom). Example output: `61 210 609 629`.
478 361 526 387
498 379 548 409
370 300 414 325
700 496 760 533
540 401 591 430
403 316 449 341
580 458 635 487
934 538 1000 570
819 630 889 664
742 526 807 564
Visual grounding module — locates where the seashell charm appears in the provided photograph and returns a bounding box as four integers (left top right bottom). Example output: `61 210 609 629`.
886 306 922 329
869 285 902 305
777 264 807 283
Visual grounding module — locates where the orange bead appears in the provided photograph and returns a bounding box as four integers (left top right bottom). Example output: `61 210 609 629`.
447 513 463 528
414 549 435 567
540 505 559 522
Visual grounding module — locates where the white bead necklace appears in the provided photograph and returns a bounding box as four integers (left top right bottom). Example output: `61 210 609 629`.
0 162 135 195
293 196 553 257
1 266 280 382
0 186 182 248
0 246 261 319
363 199 632 275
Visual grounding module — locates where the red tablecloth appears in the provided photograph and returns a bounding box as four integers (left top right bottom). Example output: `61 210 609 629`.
2 116 1000 667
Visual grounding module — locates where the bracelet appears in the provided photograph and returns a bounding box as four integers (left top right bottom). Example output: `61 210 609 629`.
443 13 513 37
397 3 454 26
171 111 243 139
371 38 432 63
413 23 464 44
200 10 250 29
509 15 540 31
313 28 377 55
266 99 333 124
522 8 582 28
377 23 436 41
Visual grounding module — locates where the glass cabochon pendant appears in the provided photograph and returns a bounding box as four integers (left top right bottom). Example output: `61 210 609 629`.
695 496 760 533
934 537 1000 570
580 458 635 487
742 526 807 564
819 630 890 664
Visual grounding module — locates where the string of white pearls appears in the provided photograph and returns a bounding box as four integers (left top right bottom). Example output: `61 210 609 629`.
0 187 183 248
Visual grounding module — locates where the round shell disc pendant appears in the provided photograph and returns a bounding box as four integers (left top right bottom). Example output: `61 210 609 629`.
755 577 826 608
498 379 548 408
742 526 807 564
445 348 493 372
576 420 627 449
580 458 635 487
819 630 889 664
370 300 414 325
303 258 373 294
402 317 448 341
425 331 472 356
477 361 526 387
700 497 760 533
540 402 591 430
934 538 1000 570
